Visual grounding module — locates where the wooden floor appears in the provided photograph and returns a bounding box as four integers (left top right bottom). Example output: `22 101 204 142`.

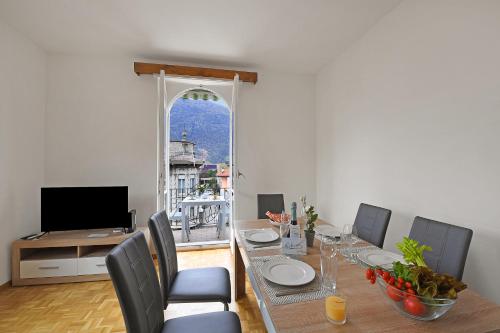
0 249 266 333
172 223 230 243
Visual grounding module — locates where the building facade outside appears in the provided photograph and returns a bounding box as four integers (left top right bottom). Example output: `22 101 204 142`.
168 130 204 213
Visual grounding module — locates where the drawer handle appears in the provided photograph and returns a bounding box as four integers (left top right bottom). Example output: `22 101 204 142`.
96 264 106 267
39 266 60 270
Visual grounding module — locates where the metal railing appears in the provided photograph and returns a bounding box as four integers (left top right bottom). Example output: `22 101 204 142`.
168 187 195 214
167 186 221 228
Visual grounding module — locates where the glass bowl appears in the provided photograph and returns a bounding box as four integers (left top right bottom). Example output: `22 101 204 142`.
376 276 456 321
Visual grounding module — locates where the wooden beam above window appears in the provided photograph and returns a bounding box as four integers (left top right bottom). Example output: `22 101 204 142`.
134 62 258 84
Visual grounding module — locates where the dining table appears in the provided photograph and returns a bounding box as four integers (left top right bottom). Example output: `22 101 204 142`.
233 218 500 333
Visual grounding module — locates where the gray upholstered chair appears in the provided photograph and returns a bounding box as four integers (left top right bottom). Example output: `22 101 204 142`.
257 193 285 219
409 216 473 280
353 203 392 248
148 210 231 310
105 232 241 333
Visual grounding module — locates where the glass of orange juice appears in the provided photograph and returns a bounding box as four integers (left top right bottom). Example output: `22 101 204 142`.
325 294 347 325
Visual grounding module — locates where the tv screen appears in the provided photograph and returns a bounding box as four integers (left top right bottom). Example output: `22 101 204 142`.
41 186 129 232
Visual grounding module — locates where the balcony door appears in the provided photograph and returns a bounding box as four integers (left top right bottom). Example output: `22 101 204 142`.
157 74 239 246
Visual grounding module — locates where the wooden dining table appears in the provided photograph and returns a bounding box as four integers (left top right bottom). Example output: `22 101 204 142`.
233 218 500 333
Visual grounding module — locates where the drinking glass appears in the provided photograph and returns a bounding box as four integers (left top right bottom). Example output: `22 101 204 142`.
279 211 290 238
341 224 356 263
325 293 347 325
320 236 338 292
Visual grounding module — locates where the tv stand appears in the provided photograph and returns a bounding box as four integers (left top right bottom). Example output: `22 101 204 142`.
11 228 150 286
87 233 110 238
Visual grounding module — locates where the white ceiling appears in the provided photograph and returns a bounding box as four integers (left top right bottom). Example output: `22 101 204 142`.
0 0 401 74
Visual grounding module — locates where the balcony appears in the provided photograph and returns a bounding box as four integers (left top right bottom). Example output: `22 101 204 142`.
167 187 230 244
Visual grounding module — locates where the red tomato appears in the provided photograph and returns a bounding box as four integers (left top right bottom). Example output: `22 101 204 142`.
403 296 426 316
382 271 390 281
386 285 403 302
388 276 395 285
370 276 376 284
407 289 416 295
405 281 413 289
365 268 374 280
397 277 404 284
376 268 383 276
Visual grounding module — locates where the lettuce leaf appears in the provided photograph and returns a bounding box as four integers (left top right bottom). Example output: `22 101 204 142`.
392 263 467 299
396 237 432 267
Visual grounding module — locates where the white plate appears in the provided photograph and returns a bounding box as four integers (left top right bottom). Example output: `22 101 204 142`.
314 224 340 238
357 249 404 268
261 258 316 286
244 229 280 243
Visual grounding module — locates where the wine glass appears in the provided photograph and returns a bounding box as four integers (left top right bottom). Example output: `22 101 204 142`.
279 210 290 238
341 224 356 263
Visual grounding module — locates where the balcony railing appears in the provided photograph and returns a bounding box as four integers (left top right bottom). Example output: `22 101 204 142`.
166 186 221 228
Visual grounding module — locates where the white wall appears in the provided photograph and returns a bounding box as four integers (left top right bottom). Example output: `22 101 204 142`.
0 20 46 284
45 55 316 225
236 71 316 218
316 0 500 302
45 56 157 226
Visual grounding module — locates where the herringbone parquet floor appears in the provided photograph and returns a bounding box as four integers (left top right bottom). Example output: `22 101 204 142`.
0 249 266 333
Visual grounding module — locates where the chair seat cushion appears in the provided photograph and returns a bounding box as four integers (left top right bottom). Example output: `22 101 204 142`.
168 267 231 303
162 311 241 333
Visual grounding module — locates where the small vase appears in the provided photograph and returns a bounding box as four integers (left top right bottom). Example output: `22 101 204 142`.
304 230 315 247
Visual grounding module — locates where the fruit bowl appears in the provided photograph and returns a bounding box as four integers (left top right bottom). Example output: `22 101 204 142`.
376 276 456 321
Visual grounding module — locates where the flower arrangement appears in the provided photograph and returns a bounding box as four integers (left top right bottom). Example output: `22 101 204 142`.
300 195 307 211
305 206 318 232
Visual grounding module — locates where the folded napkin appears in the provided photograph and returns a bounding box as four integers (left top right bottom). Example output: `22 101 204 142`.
265 211 290 223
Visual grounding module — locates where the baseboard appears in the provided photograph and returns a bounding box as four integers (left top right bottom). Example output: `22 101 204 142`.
0 280 11 291
176 242 230 252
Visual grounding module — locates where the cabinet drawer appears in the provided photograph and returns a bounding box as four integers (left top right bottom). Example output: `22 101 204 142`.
78 257 108 275
20 258 77 279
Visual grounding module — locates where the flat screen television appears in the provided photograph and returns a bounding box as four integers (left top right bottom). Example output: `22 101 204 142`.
41 186 129 232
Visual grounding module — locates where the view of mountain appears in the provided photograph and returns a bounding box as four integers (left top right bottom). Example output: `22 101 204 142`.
170 98 230 163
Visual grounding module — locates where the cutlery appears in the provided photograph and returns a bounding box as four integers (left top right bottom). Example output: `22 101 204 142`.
253 243 280 249
276 288 318 297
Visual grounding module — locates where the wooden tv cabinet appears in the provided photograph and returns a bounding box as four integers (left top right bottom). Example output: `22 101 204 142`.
11 228 151 286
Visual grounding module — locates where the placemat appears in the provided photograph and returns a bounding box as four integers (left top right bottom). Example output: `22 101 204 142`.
239 229 282 251
250 255 335 305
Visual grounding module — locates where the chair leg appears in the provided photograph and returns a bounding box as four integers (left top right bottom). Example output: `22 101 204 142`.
223 302 229 311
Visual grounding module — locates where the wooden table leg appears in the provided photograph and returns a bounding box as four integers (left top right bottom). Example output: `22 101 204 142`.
234 239 246 300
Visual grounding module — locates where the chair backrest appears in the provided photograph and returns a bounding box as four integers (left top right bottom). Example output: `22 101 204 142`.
353 203 392 248
148 210 178 309
105 232 164 333
257 194 285 219
409 216 473 280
